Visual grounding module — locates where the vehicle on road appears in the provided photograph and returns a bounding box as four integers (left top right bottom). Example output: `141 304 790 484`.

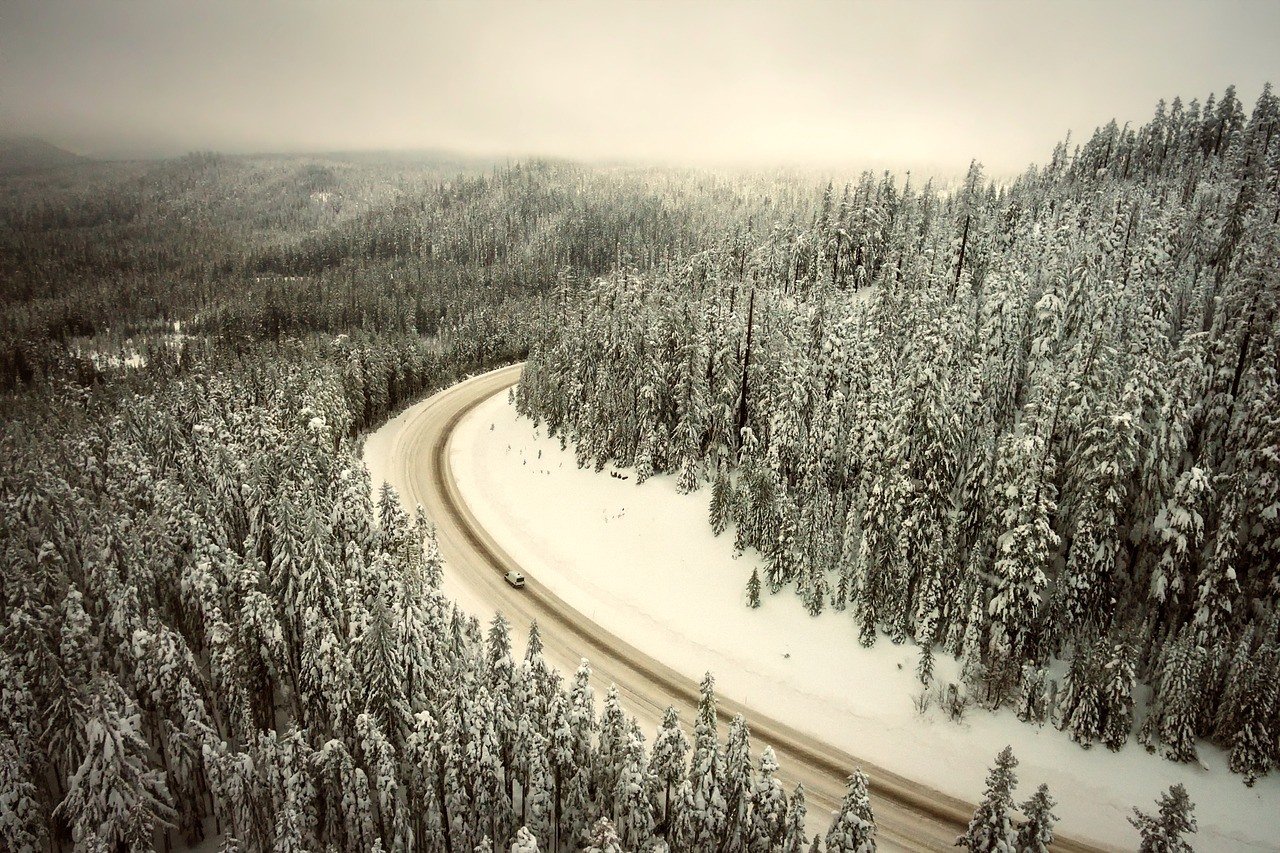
504 570 526 588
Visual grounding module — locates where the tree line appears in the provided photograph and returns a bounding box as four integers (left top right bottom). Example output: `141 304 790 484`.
516 85 1280 782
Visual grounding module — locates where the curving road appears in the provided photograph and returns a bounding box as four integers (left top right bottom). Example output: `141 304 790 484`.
380 363 1102 852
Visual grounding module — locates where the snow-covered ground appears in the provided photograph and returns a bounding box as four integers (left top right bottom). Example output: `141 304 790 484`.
449 389 1280 852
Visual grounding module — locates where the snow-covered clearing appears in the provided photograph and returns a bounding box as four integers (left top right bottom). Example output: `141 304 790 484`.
449 388 1280 852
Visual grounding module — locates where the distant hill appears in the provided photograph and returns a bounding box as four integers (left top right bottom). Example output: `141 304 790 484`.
0 136 89 173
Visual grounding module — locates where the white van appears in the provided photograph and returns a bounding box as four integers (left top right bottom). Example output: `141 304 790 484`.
504 570 526 588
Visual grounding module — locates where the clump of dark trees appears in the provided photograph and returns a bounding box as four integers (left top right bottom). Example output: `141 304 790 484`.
518 85 1280 783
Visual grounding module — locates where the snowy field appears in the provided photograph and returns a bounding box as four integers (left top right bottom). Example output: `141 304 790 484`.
449 389 1280 852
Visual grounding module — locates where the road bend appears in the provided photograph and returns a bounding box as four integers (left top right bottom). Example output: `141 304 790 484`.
383 363 1104 852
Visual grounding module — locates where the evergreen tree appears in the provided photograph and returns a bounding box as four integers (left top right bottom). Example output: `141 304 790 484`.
1141 630 1203 763
690 673 727 850
1128 784 1196 853
748 746 786 852
1014 665 1047 725
721 715 753 849
1014 783 1056 853
710 463 733 535
511 825 541 853
583 816 625 853
0 653 44 853
1227 645 1278 785
1099 638 1137 751
613 728 655 850
648 707 690 834
782 784 808 853
956 746 1018 852
666 778 697 851
55 675 177 850
824 770 876 853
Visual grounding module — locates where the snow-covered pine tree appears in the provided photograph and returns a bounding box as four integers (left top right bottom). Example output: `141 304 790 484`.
1015 783 1057 853
823 769 876 853
524 737 555 850
690 673 727 850
1192 483 1242 647
568 659 598 780
1140 628 1203 762
1227 644 1278 785
987 429 1059 693
422 513 445 589
746 568 762 609
0 653 44 852
405 710 447 852
55 674 177 850
710 462 733 535
648 707 690 835
721 715 754 849
582 815 625 853
747 746 786 852
511 825 541 853
595 686 628 818
354 563 411 744
955 746 1018 852
1057 640 1103 747
1128 784 1196 853
1099 637 1137 751
613 728 655 850
318 737 379 852
1015 664 1048 724
357 712 409 849
782 783 808 853
487 614 519 807
546 693 578 849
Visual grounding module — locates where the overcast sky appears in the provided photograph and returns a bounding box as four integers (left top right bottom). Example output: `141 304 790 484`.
2 0 1278 174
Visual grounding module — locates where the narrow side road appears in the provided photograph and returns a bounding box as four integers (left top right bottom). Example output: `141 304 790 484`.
382 363 1103 852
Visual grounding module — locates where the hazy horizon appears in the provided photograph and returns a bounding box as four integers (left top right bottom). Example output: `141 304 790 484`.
3 0 1278 176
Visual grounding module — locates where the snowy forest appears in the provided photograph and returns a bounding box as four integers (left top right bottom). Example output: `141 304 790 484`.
0 93 1244 850
0 153 918 852
516 86 1280 782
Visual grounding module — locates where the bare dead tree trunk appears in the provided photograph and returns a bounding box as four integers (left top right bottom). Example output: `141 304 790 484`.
954 213 971 298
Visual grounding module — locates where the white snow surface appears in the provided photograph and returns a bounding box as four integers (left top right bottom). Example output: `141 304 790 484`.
445 389 1280 853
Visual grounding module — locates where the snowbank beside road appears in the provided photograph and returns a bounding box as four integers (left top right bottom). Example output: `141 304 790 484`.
450 388 1280 852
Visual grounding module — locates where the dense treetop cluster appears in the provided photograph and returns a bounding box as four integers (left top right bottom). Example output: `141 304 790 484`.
517 86 1280 780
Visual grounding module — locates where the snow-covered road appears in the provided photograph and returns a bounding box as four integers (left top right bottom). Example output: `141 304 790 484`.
365 363 1278 852
364 364 1094 851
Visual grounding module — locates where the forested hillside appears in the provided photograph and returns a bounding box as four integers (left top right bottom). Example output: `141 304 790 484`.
0 152 816 388
0 150 914 851
0 99 1239 849
517 86 1280 780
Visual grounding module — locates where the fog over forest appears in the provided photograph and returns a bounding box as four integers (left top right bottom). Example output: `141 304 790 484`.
2 1 1277 172
2 3 1279 853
